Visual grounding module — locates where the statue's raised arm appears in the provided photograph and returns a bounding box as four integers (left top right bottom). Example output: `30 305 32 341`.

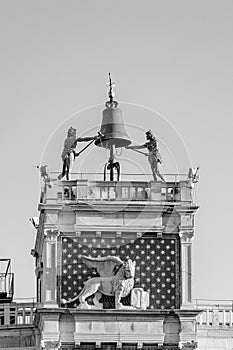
125 130 166 182
58 127 100 180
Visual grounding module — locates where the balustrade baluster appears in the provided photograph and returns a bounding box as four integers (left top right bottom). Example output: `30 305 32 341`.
22 307 26 324
4 304 10 325
229 310 233 326
15 306 18 325
222 310 226 325
30 307 33 323
206 309 209 325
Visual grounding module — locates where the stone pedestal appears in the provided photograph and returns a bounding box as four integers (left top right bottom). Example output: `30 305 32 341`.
72 310 165 346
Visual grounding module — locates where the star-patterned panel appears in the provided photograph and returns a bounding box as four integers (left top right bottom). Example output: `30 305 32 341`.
61 233 180 309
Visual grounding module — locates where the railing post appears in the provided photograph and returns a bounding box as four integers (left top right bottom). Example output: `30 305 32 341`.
223 309 226 325
15 306 18 325
206 309 209 325
22 307 26 324
4 304 10 325
30 307 34 324
230 310 233 326
212 309 219 326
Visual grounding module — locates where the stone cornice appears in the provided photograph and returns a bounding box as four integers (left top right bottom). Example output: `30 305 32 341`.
38 204 67 212
39 202 199 214
72 226 164 234
35 307 201 321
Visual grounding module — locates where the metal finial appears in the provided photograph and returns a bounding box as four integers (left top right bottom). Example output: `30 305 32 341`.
106 72 115 103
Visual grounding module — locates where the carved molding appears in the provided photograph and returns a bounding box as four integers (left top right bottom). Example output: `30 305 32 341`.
41 340 61 350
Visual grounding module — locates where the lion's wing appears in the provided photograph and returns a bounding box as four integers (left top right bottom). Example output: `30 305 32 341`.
81 255 123 276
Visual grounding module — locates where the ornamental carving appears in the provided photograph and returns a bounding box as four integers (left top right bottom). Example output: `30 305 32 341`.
180 341 198 350
44 229 60 241
62 255 149 309
41 340 61 350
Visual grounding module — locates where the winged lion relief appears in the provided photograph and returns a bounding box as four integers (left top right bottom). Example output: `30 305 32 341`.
62 255 138 309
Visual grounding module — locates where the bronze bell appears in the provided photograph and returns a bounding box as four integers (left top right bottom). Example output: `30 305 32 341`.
95 103 131 149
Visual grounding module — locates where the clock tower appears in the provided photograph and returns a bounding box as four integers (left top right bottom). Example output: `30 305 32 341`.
33 79 200 350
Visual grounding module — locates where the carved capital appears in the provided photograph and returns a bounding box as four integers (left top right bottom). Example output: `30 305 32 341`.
41 340 61 350
179 230 194 243
180 341 198 349
44 229 60 241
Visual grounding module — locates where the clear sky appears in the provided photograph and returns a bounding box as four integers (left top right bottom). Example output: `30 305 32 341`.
0 0 233 301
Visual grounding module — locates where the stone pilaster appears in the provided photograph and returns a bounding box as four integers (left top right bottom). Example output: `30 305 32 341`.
179 315 197 344
43 229 60 307
39 311 61 348
179 230 194 310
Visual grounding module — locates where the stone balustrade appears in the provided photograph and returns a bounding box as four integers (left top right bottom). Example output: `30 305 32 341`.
1 301 233 329
41 175 194 205
196 300 233 327
0 302 37 326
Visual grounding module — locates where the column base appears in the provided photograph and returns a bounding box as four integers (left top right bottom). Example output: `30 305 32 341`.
180 302 195 310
